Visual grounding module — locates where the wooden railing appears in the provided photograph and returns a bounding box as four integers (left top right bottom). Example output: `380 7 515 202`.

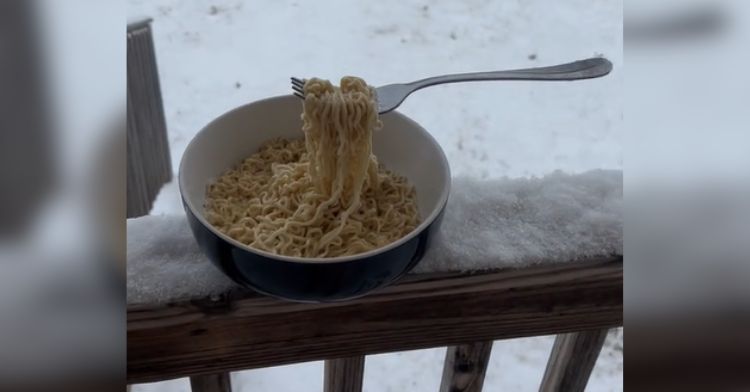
127 257 622 391
126 18 623 392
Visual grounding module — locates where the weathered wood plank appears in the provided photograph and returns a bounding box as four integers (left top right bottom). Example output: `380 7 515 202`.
538 329 609 392
440 341 493 392
127 257 622 384
189 372 232 392
324 356 365 392
127 19 172 218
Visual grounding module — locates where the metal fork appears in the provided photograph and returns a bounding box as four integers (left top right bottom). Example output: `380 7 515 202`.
291 57 612 114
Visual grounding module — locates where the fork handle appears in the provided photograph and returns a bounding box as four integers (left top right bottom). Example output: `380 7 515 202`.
407 57 612 91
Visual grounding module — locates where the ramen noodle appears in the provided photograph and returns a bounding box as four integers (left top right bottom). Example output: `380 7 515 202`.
205 77 420 258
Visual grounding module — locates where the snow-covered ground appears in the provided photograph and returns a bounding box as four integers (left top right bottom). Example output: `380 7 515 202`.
129 0 621 182
127 0 622 390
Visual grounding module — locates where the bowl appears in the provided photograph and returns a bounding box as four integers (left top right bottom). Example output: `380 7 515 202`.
179 95 451 302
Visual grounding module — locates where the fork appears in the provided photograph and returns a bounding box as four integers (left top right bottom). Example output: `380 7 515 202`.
291 57 612 114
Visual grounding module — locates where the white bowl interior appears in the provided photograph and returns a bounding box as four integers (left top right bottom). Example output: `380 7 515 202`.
180 95 450 255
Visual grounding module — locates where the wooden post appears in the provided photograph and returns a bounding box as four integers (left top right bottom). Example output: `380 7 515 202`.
190 372 232 392
324 356 365 392
127 18 172 218
539 329 609 392
440 341 493 392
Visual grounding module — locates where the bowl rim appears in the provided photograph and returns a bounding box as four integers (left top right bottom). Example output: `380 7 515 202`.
179 94 451 264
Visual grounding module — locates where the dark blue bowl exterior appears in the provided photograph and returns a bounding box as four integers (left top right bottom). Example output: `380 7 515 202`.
184 198 446 302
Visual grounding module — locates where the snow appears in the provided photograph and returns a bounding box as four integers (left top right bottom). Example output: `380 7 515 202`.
127 0 622 390
126 215 235 305
127 0 622 181
416 170 622 273
127 169 621 304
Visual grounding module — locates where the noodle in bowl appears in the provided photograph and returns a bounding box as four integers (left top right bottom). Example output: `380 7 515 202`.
179 94 450 302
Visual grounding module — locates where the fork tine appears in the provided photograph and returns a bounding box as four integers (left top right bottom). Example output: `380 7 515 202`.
291 77 307 99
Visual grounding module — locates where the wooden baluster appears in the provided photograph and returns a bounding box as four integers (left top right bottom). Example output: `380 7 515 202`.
324 355 365 392
439 341 494 392
539 329 609 392
190 372 232 392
